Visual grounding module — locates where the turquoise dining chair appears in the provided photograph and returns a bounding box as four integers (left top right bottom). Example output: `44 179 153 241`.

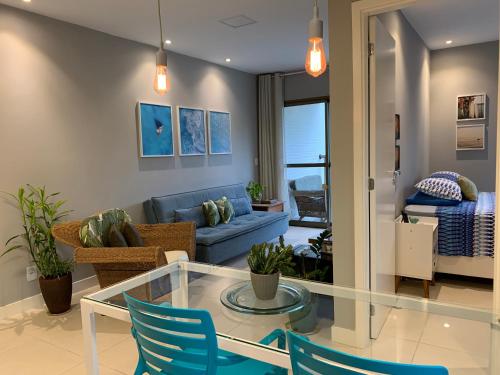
287 331 449 375
123 293 287 375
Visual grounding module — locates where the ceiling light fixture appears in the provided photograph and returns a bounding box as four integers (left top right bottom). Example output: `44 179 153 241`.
446 40 453 45
22 0 31 3
225 58 231 63
305 0 327 78
165 39 172 45
443 323 451 328
153 0 171 95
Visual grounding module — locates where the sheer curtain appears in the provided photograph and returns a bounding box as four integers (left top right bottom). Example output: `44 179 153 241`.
258 74 288 210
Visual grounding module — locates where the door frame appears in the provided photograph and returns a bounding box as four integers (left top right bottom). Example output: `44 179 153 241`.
283 97 331 228
352 0 500 359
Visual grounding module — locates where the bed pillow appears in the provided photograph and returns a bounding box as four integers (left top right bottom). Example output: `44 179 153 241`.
457 175 479 201
415 177 462 201
406 191 460 206
430 171 460 182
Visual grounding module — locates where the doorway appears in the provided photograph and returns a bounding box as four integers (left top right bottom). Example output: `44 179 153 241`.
283 97 330 229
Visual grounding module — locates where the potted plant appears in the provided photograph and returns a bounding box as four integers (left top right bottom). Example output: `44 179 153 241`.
246 181 264 203
247 238 294 300
2 185 74 314
287 229 331 333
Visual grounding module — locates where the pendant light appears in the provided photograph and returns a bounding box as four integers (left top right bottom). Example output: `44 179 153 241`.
305 0 327 78
154 0 171 95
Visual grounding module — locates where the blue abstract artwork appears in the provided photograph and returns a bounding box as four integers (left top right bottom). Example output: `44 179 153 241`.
208 111 232 155
138 102 173 157
177 107 207 156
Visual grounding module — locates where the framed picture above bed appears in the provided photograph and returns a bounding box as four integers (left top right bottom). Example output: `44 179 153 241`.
137 102 174 158
456 124 485 151
457 93 486 121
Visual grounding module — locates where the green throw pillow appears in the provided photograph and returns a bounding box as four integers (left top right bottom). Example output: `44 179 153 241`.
215 196 235 224
457 175 478 201
202 200 220 227
79 208 131 247
108 224 128 247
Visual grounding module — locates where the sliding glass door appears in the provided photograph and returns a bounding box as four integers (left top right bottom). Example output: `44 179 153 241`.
284 98 330 228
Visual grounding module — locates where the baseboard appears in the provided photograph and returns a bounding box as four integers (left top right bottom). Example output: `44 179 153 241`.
0 275 98 319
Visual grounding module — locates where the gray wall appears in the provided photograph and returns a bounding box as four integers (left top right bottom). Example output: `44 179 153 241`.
378 11 430 214
0 5 258 307
284 71 329 101
430 41 498 191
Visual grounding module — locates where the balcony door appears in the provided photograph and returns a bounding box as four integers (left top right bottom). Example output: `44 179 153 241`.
283 98 330 228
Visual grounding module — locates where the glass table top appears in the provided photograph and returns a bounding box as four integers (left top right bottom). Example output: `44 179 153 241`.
220 280 311 315
84 261 500 372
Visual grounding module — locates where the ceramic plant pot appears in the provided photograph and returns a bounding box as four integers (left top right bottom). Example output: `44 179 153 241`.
250 272 279 300
39 273 72 314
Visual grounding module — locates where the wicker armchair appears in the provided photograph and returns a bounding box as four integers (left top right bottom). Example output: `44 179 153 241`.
52 221 196 288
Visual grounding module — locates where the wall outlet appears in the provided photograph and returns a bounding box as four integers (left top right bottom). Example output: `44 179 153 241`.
26 265 37 282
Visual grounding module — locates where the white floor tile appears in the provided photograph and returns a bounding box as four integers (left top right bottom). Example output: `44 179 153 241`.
0 338 81 375
378 308 428 342
413 343 488 374
99 337 139 374
420 315 490 359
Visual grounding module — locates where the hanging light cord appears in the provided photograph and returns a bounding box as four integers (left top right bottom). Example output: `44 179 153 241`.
157 0 164 49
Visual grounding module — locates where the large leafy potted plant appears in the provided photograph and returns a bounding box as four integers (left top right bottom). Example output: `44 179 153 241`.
246 181 264 203
247 238 294 300
286 229 331 333
2 185 74 314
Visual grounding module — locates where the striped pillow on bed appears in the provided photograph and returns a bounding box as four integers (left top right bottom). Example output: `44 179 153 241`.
415 177 462 201
430 171 460 182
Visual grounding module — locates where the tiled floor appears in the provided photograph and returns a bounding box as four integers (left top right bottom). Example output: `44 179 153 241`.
0 226 492 374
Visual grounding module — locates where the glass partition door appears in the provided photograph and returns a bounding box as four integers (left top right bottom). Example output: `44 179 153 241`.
284 99 330 228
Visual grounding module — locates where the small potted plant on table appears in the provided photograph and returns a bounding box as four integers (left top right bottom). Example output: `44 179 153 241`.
246 181 264 203
247 238 294 300
2 185 74 314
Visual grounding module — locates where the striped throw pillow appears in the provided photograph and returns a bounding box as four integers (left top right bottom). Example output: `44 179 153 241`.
415 177 462 201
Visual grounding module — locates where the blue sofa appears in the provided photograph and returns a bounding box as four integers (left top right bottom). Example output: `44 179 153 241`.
143 184 289 264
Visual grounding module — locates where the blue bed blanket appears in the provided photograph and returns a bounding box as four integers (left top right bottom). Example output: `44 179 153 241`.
436 192 495 257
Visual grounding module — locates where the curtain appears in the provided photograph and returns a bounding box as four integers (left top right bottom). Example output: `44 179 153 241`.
258 74 287 208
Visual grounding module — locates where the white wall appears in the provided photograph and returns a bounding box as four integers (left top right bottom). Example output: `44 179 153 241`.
0 5 258 307
430 42 498 191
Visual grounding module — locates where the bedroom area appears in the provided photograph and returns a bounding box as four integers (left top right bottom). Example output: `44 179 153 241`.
369 0 499 310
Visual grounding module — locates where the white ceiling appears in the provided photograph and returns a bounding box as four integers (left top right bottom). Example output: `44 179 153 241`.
0 0 328 74
402 0 499 50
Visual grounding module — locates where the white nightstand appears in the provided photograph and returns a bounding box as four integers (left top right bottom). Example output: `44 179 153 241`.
395 215 438 298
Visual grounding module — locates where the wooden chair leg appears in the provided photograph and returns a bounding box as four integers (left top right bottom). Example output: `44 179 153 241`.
423 280 430 299
395 275 401 293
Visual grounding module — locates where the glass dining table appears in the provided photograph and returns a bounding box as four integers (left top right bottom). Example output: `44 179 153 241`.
81 261 500 374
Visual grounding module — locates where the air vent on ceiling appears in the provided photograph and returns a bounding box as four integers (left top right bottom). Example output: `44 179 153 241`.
219 15 257 29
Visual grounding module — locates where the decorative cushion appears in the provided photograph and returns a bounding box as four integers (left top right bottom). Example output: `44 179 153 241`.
108 224 128 247
215 196 235 224
202 200 220 227
457 175 478 201
406 191 460 206
231 197 252 216
430 171 460 182
122 222 144 247
174 206 207 228
79 208 131 247
415 178 462 201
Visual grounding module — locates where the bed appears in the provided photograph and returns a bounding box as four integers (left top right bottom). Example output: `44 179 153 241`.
405 192 495 279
